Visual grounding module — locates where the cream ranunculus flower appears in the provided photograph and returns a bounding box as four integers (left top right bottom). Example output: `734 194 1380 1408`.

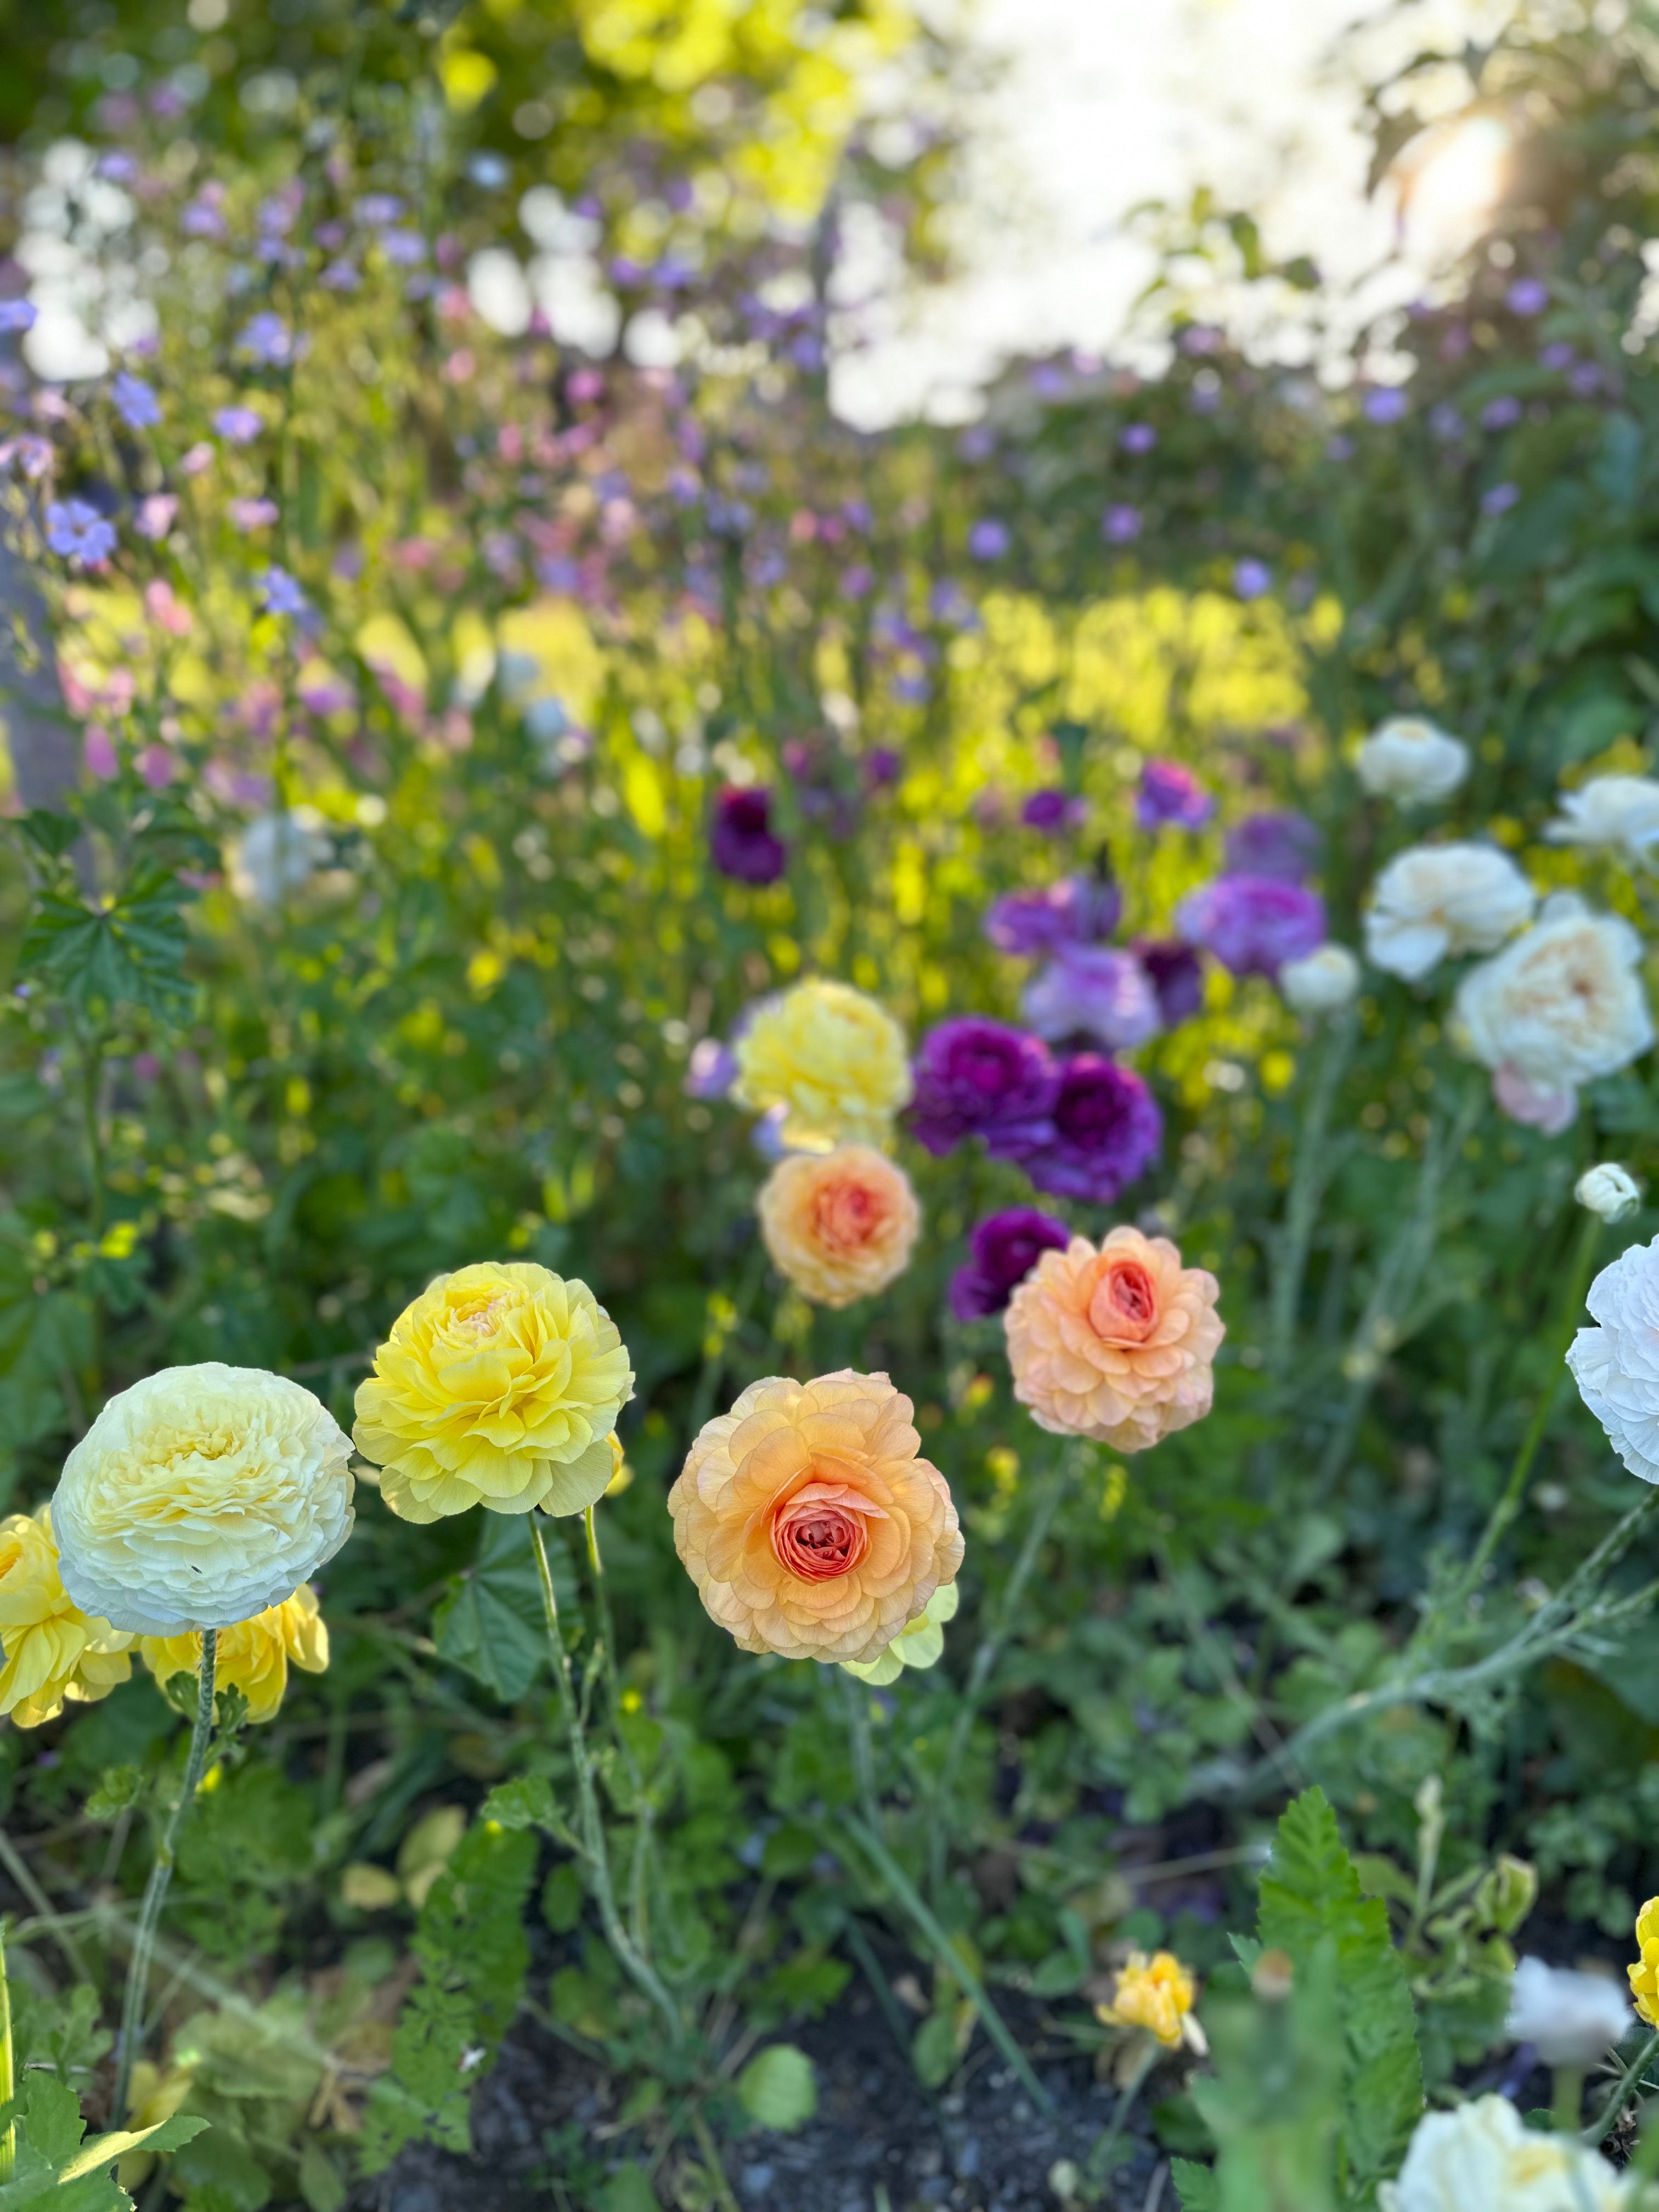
1364 843 1536 981
1378 2096 1632 2212
1356 715 1470 804
731 979 912 1150
1567 1233 1659 1485
0 1503 135 1727
1505 1957 1630 2068
1577 1163 1641 1223
757 1146 921 1308
140 1583 329 1724
53 1365 354 1636
354 1261 634 1524
1544 773 1659 868
1454 894 1654 1098
669 1369 963 1664
1279 943 1361 1015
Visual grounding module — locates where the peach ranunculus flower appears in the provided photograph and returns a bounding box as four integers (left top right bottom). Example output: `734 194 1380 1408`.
140 1583 329 1724
354 1261 634 1523
668 1369 963 1664
1004 1228 1223 1453
757 1146 921 1309
0 1503 135 1728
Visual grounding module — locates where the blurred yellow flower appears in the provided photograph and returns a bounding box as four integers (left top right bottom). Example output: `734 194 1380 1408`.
1098 1950 1198 2047
732 979 911 1149
0 1503 134 1728
758 1145 921 1308
1629 1894 1659 2026
840 1580 957 1686
140 1583 328 1724
354 1261 634 1523
117 2061 196 2190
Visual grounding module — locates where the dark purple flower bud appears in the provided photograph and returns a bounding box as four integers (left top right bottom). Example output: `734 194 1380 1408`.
1223 810 1321 884
984 875 1121 957
1022 947 1161 1051
1136 759 1213 831
1022 788 1086 833
1133 941 1205 1026
1003 1054 1162 1205
1175 874 1325 978
909 1018 1057 1157
710 786 787 885
862 747 902 790
949 1206 1071 1321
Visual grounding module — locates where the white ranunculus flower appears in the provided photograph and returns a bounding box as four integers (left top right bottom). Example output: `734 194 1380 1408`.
1364 843 1536 981
1279 943 1361 1014
1577 1163 1643 1223
53 1364 355 1635
1453 894 1654 1089
1379 2095 1633 2212
1357 715 1471 804
1544 774 1659 868
1568 1233 1659 1486
1505 1957 1632 2066
228 809 330 908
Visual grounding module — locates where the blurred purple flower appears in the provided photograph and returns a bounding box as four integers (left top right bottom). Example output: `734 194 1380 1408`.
134 493 177 540
258 566 308 618
862 747 902 791
111 372 160 430
1137 758 1213 831
1506 278 1549 315
236 312 295 368
1022 946 1161 1051
984 874 1121 957
1007 1054 1162 1205
1429 405 1465 442
1326 434 1355 462
1176 874 1325 978
45 500 115 565
710 787 787 885
1233 559 1273 600
1023 788 1086 833
1102 504 1142 544
229 497 280 531
1567 362 1603 397
356 194 405 224
1133 940 1205 1026
0 300 37 332
1481 482 1521 517
1481 396 1523 431
949 1207 1071 1322
684 1038 738 1099
968 519 1010 560
1363 387 1408 424
379 229 426 266
213 405 263 444
1223 810 1321 884
910 1018 1057 1158
1539 341 1575 371
1120 422 1158 454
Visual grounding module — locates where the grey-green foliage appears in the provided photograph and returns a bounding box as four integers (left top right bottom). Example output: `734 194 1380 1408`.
1175 1788 1423 2211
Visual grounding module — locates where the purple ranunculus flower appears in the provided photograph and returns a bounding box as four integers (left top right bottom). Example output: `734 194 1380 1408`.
1223 810 1321 884
1176 874 1325 979
1022 788 1086 833
710 787 787 885
1136 758 1214 831
909 1017 1056 1158
949 1206 1071 1322
1021 946 1161 1051
1009 1054 1163 1205
1133 940 1205 1026
984 874 1121 957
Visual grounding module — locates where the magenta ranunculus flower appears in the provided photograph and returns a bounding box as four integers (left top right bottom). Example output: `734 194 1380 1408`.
950 1207 1070 1322
1136 759 1213 831
1022 946 1161 1051
1176 874 1325 979
710 787 787 885
1022 788 1086 833
1223 810 1321 884
1133 940 1206 1026
1005 1054 1163 1205
908 1017 1056 1158
984 875 1121 957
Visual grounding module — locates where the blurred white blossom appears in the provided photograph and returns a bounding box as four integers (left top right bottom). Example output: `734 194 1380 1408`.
1455 896 1652 1113
1568 1233 1659 1486
1505 1956 1631 2065
1279 943 1361 1014
1364 843 1534 981
228 808 330 909
1544 774 1659 868
1379 2095 1632 2211
1357 715 1470 804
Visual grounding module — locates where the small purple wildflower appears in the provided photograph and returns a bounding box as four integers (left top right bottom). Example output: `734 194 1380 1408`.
110 372 160 430
258 565 308 618
1136 758 1213 831
213 405 263 444
0 301 37 333
684 1038 738 1100
949 1207 1071 1322
1481 482 1521 517
1223 810 1321 884
1102 504 1142 544
710 787 787 885
1506 278 1549 316
45 500 115 565
1176 874 1325 979
1429 405 1465 442
1363 387 1408 424
909 1017 1057 1158
236 312 295 367
1119 422 1158 454
1481 396 1523 432
968 518 1011 560
1233 558 1273 600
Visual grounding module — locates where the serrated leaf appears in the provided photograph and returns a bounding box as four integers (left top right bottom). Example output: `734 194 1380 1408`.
1170 2158 1218 2211
480 1774 558 1831
62 2112 207 2182
432 1512 574 1702
18 876 194 1024
736 2045 817 2131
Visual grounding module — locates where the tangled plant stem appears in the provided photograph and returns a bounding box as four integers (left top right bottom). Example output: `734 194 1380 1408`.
114 1627 217 2120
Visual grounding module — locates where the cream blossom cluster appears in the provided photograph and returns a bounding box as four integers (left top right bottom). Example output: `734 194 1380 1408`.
1379 2097 1634 2212
1364 843 1535 981
1356 715 1470 805
1567 1234 1659 1486
1544 772 1659 867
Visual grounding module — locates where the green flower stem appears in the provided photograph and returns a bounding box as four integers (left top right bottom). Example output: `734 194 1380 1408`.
114 1627 217 2120
1267 1004 1356 1376
0 1925 14 2181
526 1515 680 2046
582 1503 657 1960
1553 2061 1585 2135
1584 2026 1659 2146
839 1675 1053 2117
689 2107 744 2212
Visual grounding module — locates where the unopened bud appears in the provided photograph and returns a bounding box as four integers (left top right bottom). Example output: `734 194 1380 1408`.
1576 1163 1641 1222
1252 1948 1295 2002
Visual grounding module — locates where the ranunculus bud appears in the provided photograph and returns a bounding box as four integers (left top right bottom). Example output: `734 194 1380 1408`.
1279 943 1361 1015
1576 1163 1641 1223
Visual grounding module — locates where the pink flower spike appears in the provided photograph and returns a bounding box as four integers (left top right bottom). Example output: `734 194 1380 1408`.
83 726 119 780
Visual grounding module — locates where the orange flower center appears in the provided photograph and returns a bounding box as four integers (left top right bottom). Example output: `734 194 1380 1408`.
1087 1259 1160 1345
811 1177 883 1253
770 1485 872 1582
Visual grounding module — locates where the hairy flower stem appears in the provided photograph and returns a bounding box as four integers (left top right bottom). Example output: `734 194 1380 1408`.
929 1441 1079 1898
527 1516 680 2047
114 1628 217 2120
582 1505 656 1959
0 1927 14 2181
1267 1005 1355 1376
839 1675 1053 2115
1584 2027 1659 2147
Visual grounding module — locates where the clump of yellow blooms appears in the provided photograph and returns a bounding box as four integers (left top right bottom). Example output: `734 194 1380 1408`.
732 979 912 1150
1629 1895 1659 2025
1098 1950 1199 2048
0 1504 135 1728
140 1584 329 1725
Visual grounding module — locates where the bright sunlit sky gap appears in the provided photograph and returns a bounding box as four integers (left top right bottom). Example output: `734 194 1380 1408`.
830 0 1507 428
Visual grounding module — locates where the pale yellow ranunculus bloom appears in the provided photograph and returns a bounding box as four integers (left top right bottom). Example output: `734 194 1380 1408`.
732 980 911 1150
140 1583 329 1724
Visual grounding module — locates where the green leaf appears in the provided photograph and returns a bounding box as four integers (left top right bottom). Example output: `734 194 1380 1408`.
735 2045 817 2131
596 2165 660 2212
63 2113 207 2183
295 2142 347 2212
18 875 194 1024
480 1773 557 1831
432 1512 574 1702
1170 2158 1219 2211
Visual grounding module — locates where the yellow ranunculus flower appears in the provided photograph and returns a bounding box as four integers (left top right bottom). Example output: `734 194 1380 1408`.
1629 1894 1659 2026
140 1583 328 1724
1097 1950 1198 2047
732 979 911 1150
354 1261 634 1523
0 1503 135 1728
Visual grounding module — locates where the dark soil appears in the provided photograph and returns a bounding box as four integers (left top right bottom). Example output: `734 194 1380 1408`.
360 1976 1169 2212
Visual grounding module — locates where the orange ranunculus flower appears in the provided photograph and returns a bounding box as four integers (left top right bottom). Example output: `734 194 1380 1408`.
757 1146 921 1310
1003 1227 1223 1453
668 1370 963 1664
